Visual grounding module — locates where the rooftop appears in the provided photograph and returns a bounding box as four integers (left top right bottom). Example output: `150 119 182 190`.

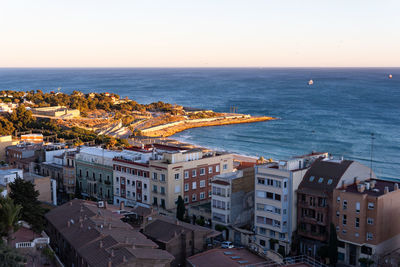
45 199 174 267
342 179 400 197
187 248 267 267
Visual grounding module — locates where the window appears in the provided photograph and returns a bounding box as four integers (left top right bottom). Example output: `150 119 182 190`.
342 230 347 234
200 192 205 199
160 187 165 195
143 183 147 189
127 180 130 185
184 183 189 192
336 211 340 217
267 179 274 186
192 182 197 190
116 177 119 182
153 173 157 180
327 179 333 185
368 202 374 209
192 170 196 177
121 178 125 185
361 246 372 255
116 188 120 195
279 233 285 239
356 202 360 213
318 177 324 183
343 215 347 225
216 165 220 172
174 185 181 193
367 232 373 241
336 226 340 231
337 196 340 203
259 239 266 247
367 218 374 225
184 171 189 179
175 173 180 180
200 180 206 188
274 194 281 201
270 230 275 237
144 195 147 201
160 174 166 182
309 176 315 182
184 196 189 203
208 166 213 173
127 191 130 197
192 194 197 201
258 178 265 185
259 227 266 235
223 164 228 170
153 185 157 193
355 233 359 237
284 181 287 188
356 217 360 228
343 200 347 210
200 168 205 175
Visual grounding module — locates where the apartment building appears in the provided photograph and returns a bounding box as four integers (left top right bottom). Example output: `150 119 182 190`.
332 179 400 266
112 144 182 208
64 151 77 195
297 158 375 257
76 147 117 203
6 143 42 171
254 152 328 255
149 149 233 210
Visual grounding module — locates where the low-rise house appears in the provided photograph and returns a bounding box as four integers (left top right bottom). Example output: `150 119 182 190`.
0 168 23 197
45 199 174 267
142 215 220 266
333 179 400 266
31 106 80 118
0 135 16 162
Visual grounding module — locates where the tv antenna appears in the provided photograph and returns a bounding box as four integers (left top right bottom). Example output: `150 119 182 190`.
369 133 375 178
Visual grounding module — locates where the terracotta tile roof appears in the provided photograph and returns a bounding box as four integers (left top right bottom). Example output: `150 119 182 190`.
45 199 174 266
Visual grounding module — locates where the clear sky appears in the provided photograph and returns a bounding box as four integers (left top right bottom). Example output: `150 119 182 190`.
1 0 399 67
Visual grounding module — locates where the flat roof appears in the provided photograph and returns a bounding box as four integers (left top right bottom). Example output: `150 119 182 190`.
343 179 399 197
187 248 267 267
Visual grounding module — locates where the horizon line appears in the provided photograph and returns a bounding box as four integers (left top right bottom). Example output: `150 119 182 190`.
0 66 399 69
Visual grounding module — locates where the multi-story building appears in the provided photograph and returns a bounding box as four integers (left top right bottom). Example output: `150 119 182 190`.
297 158 375 257
76 147 120 203
332 179 400 266
149 149 233 210
0 135 16 162
0 168 23 197
64 151 77 195
254 152 328 255
6 143 42 171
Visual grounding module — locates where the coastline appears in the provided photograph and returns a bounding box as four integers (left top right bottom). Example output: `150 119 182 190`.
139 115 276 137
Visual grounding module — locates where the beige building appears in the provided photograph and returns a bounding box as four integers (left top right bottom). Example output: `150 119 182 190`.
0 135 15 162
31 106 80 118
149 149 234 210
23 172 54 204
332 179 400 266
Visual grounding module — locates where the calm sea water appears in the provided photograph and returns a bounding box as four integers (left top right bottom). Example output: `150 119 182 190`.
0 68 399 180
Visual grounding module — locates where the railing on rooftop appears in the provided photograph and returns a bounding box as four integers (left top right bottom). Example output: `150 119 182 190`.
15 237 50 249
246 255 328 267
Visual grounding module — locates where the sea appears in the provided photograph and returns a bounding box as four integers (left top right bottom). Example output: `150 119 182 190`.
0 68 399 180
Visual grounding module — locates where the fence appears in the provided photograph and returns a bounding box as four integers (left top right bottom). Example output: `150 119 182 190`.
15 237 50 248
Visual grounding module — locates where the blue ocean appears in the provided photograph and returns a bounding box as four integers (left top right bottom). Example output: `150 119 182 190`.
0 68 399 180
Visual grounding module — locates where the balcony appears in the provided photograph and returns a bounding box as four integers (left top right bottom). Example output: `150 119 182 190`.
212 192 229 197
212 205 230 211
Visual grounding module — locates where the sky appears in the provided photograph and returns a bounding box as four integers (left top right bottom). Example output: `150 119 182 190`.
0 0 399 68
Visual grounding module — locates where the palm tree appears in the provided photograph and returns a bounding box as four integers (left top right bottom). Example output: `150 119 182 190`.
0 196 22 245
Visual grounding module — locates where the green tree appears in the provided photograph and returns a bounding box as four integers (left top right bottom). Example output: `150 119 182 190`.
9 178 45 233
328 223 339 266
0 116 15 135
358 257 374 267
0 241 26 267
176 196 185 221
8 105 35 131
0 196 22 245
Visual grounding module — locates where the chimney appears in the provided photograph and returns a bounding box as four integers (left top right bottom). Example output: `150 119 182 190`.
365 182 370 190
80 205 84 212
108 223 112 230
99 240 103 248
69 201 73 206
108 258 112 267
104 201 108 209
370 180 376 188
395 184 399 190
120 201 125 210
353 177 358 184
67 221 71 228
122 256 127 263
111 249 115 257
357 184 365 193
341 180 345 189
384 186 390 194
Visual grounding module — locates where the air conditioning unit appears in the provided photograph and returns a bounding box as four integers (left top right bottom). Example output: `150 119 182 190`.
98 201 104 208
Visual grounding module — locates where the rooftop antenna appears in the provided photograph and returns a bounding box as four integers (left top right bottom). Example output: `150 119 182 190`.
369 133 375 178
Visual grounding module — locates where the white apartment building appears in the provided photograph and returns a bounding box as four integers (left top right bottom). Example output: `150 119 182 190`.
254 152 328 255
0 168 23 197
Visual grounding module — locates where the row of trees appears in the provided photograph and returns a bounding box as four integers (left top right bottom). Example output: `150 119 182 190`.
0 90 179 114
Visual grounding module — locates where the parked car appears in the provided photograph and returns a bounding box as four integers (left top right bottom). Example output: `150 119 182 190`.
221 241 234 249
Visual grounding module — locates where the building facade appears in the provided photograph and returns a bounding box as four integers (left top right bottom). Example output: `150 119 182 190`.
297 158 375 258
149 149 233 210
332 179 400 266
254 152 328 255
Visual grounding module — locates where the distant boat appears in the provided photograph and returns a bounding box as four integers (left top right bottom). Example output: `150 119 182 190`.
389 74 393 79
308 79 314 85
